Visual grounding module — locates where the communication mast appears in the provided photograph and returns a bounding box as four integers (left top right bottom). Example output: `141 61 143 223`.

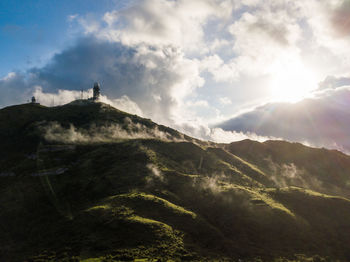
93 82 101 101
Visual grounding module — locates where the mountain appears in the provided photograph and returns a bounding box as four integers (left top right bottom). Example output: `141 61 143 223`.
1 101 350 261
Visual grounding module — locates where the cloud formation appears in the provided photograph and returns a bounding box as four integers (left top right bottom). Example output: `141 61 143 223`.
33 87 144 116
0 37 203 125
92 0 233 53
219 84 350 152
42 117 185 144
318 75 350 91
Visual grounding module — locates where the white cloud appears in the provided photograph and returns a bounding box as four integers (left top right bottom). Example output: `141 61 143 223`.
81 0 234 54
1 72 16 81
228 3 302 77
33 86 143 116
293 0 350 76
219 97 232 105
33 86 82 106
106 95 143 116
209 38 230 52
186 100 209 108
208 127 280 143
67 14 78 22
200 55 238 83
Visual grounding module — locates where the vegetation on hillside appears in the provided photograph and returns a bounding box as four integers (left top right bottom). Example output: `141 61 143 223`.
1 102 350 261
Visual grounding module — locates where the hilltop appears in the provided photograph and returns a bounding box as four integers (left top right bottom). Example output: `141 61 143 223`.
1 102 350 261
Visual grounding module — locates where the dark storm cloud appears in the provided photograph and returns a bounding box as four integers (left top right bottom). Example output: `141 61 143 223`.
29 38 140 93
218 87 350 152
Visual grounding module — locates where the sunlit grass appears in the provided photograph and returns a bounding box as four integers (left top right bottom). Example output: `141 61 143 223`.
108 192 197 218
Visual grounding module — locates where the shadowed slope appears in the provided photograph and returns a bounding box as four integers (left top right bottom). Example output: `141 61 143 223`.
1 102 350 261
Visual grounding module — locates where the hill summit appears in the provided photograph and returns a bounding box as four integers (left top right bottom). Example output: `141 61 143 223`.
1 102 350 261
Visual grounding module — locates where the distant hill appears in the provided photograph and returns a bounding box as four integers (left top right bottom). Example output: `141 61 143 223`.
1 102 350 261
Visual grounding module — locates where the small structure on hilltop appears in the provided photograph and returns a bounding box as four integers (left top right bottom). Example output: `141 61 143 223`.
93 82 101 101
71 82 102 105
30 96 39 104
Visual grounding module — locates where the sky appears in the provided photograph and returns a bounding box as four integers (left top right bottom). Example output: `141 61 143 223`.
1 0 350 152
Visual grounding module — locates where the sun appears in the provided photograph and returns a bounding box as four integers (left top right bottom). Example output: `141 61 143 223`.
268 59 318 103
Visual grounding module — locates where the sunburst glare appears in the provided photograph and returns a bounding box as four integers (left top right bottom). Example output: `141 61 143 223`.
268 58 319 103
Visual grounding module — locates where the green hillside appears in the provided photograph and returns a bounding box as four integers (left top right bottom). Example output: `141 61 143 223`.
1 102 350 261
225 140 350 198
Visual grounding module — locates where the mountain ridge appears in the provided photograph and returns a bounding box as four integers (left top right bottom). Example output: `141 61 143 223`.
1 102 350 261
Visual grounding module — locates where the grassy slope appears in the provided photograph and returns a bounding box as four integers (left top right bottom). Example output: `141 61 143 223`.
1 103 350 261
225 140 350 197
